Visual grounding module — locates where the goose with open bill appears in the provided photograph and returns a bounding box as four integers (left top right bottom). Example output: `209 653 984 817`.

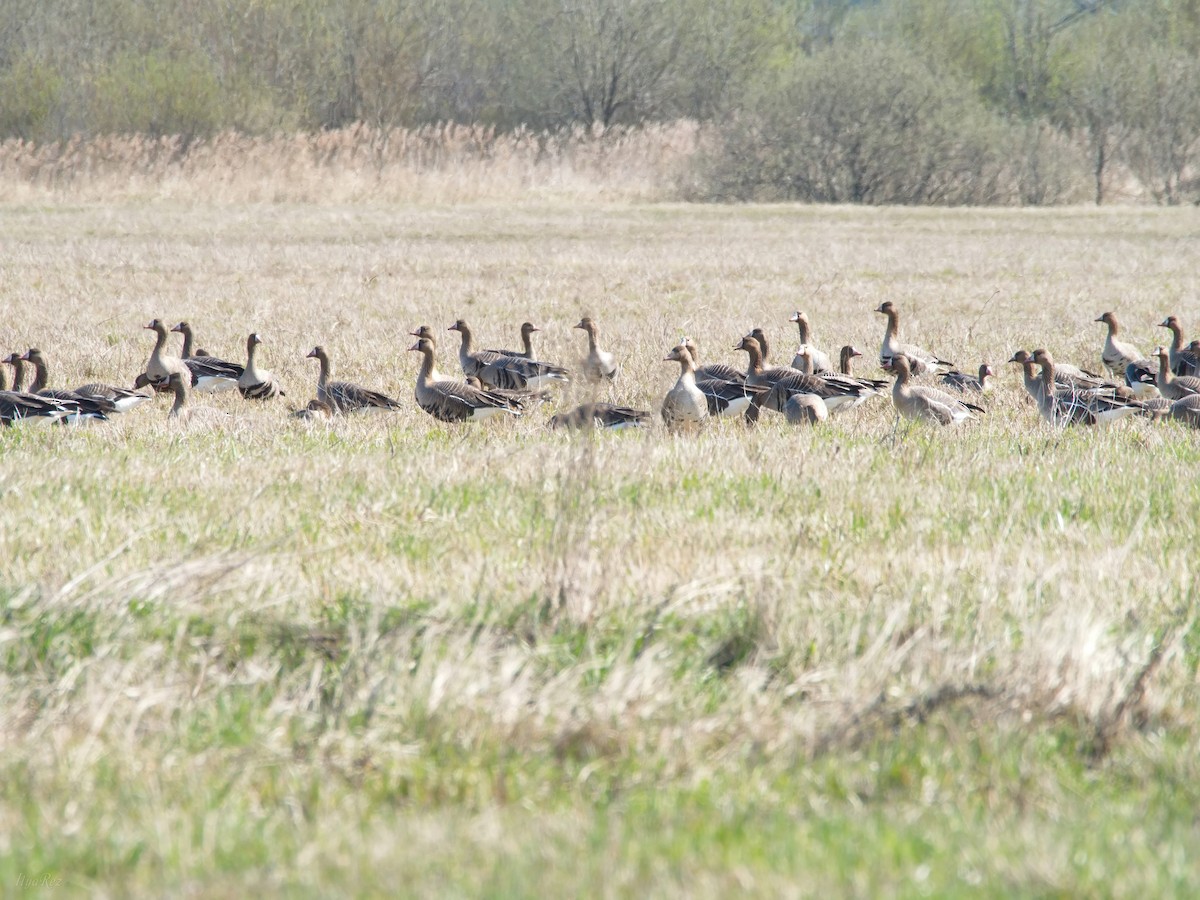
886 354 982 425
1158 316 1200 377
876 301 954 374
306 346 402 414
410 336 522 422
549 403 651 430
661 343 708 431
239 333 286 400
1152 346 1200 400
1095 312 1148 377
1032 349 1143 426
788 311 833 374
574 316 618 382
450 319 569 391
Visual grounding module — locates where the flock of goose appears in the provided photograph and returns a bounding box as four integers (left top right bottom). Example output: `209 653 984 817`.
1 305 1199 431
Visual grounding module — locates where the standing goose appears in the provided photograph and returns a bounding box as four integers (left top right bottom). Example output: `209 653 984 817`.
464 375 551 409
142 318 189 388
788 311 833 374
1095 312 1147 376
484 322 540 360
887 355 983 425
1031 349 1143 426
409 337 522 422
940 364 995 394
1152 346 1200 400
142 319 237 392
735 336 870 414
549 403 651 430
1158 316 1200 376
574 317 618 382
20 349 115 421
875 301 954 374
660 344 708 431
682 338 744 383
449 319 569 390
238 333 286 400
306 346 402 414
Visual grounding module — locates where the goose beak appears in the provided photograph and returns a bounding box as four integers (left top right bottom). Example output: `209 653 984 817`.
19 351 30 361
1159 319 1171 328
143 321 155 330
874 305 886 314
169 323 183 333
1093 315 1105 323
407 342 421 352
305 349 318 359
573 322 584 330
850 349 863 359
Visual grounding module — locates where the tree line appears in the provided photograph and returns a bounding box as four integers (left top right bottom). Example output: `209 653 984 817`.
1 0 1199 204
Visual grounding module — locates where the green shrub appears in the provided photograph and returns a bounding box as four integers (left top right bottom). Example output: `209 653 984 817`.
88 50 222 140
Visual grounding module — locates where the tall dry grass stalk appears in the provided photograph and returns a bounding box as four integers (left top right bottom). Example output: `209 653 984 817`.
0 122 702 205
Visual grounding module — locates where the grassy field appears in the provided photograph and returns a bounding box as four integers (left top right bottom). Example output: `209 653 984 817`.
1 200 1199 897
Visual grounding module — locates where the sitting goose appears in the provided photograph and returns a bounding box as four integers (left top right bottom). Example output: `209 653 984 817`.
171 321 245 387
1158 317 1200 376
291 399 334 421
238 333 286 400
875 301 954 374
1168 394 1200 428
661 344 707 431
682 338 744 383
449 319 569 391
410 337 522 422
574 317 618 382
887 355 983 426
19 349 115 421
1152 346 1200 400
788 311 833 374
735 336 871 414
0 359 73 424
549 403 651 430
14 347 147 413
1095 312 1147 377
306 346 402 414
485 322 540 360
1031 349 1143 426
166 371 230 424
940 363 995 394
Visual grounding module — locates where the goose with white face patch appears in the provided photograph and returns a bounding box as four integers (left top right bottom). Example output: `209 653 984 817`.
306 346 402 414
1095 312 1148 377
410 337 522 423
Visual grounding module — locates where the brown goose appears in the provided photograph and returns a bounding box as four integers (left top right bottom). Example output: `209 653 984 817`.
574 317 618 382
735 336 872 414
549 403 651 430
142 318 188 388
306 346 402 414
783 392 828 425
238 333 286 400
19 349 115 421
887 355 982 425
410 337 522 422
0 358 73 424
484 322 540 360
788 311 833 374
464 375 551 409
661 344 708 431
838 345 863 375
794 345 886 401
1152 346 1200 400
875 301 954 374
166 371 230 423
291 399 334 421
408 327 452 383
170 321 244 389
682 338 744 383
450 319 569 390
746 328 772 363
1031 349 1142 426
697 377 767 419
1095 312 1147 376
940 364 995 394
1167 394 1200 428
1158 316 1200 376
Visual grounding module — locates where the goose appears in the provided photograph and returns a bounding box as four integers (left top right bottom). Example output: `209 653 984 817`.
74 382 152 413
305 346 402 414
696 377 767 419
464 375 551 409
682 338 744 383
794 345 887 397
19 349 115 421
788 311 833 374
746 328 772 363
1008 350 1049 409
291 399 334 421
734 336 871 414
549 403 651 430
1031 349 1142 426
1124 361 1159 399
1167 394 1200 428
142 319 236 393
170 321 205 359
166 371 231 423
484 322 540 360
661 344 708 431
887 355 982 425
783 392 828 425
409 337 522 422
1095 312 1147 376
3 352 30 392
449 319 569 390
1009 349 1122 399
875 301 954 374
940 364 995 394
838 345 863 375
238 333 286 400
171 322 245 391
574 317 618 382
1152 346 1200 400
1158 316 1200 377
0 360 72 424
408 327 453 383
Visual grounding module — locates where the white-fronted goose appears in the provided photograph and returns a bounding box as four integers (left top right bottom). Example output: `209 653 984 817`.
484 322 540 360
1158 316 1200 376
783 392 828 425
940 364 995 394
306 346 402 414
74 382 152 413
549 403 651 430
794 345 887 399
238 333 286 400
1031 349 1142 426
735 336 871 414
0 359 72 425
697 377 767 418
747 328 772 363
661 344 708 431
3 352 30 392
1168 394 1200 428
682 338 744 383
1152 346 1200 400
875 301 954 374
166 371 231 423
839 345 863 375
887 355 982 425
20 349 115 421
168 321 245 389
464 375 551 409
1009 349 1121 400
788 312 833 374
410 337 521 422
143 319 215 392
1095 312 1147 376
574 317 618 382
450 319 569 390
291 399 334 420
171 321 202 359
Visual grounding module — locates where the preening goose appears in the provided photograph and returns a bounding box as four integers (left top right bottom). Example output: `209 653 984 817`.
306 346 402 414
484 322 540 360
735 336 872 414
549 403 651 430
1159 317 1200 377
450 319 569 390
875 301 954 374
410 337 522 422
940 364 995 394
788 311 833 374
574 317 618 382
238 333 286 400
1031 349 1142 426
682 338 744 383
661 344 708 431
1095 312 1147 376
887 355 982 425
20 349 115 422
1152 346 1200 400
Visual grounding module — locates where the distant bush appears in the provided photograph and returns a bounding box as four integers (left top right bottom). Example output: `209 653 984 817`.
87 51 222 142
0 56 62 141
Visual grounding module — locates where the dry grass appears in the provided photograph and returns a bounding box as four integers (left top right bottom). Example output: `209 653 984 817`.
1 199 1199 896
